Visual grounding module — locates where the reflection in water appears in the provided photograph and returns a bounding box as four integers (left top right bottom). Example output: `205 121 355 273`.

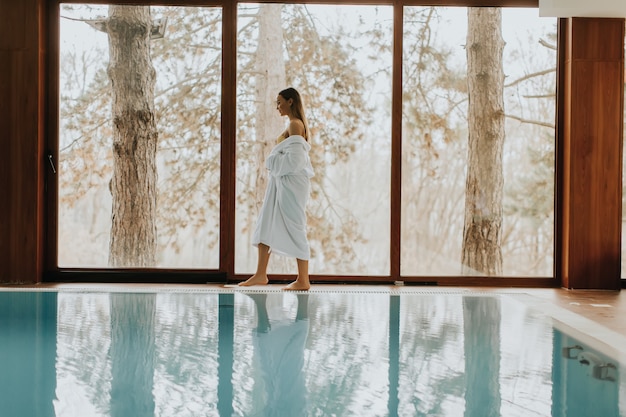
109 293 156 417
388 296 400 416
152 293 220 416
305 293 391 416
398 295 465 415
55 293 112 416
0 291 622 416
463 296 501 417
218 294 234 417
0 292 57 417
247 293 309 417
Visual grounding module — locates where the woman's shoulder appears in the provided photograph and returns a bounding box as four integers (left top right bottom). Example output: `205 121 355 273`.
288 119 306 136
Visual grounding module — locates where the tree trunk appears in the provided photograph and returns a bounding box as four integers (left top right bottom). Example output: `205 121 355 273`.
245 4 288 270
462 8 505 276
107 6 158 267
254 4 287 207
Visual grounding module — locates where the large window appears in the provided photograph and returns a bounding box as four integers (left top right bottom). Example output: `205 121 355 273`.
234 4 392 275
401 7 556 276
58 5 222 268
53 2 558 281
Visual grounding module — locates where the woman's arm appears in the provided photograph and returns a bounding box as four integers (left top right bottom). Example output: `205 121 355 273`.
266 143 307 177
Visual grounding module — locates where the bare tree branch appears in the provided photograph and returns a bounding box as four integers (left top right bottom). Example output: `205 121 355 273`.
523 93 556 99
506 114 554 129
61 15 104 22
505 67 556 88
188 44 221 51
539 38 556 50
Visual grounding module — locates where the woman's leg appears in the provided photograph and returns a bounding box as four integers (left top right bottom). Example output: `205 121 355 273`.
284 258 310 291
239 243 270 286
247 293 271 332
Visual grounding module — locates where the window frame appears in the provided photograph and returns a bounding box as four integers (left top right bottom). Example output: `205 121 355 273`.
45 0 561 287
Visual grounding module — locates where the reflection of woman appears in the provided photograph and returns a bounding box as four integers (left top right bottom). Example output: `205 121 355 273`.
248 293 309 416
239 88 314 291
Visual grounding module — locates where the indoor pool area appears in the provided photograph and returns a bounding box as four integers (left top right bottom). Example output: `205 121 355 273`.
1 285 625 417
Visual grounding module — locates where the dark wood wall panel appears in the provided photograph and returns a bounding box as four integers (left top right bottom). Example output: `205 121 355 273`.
571 18 624 61
0 1 26 50
0 0 45 283
561 18 624 289
0 50 10 278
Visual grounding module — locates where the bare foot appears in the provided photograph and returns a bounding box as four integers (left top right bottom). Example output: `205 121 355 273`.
238 274 269 286
283 279 310 291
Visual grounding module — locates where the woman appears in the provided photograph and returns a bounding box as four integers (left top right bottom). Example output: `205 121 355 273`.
239 88 314 291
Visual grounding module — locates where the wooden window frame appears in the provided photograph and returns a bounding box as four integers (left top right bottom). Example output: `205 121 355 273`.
45 0 563 287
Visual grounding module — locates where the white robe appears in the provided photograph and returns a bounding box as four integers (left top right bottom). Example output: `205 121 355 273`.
252 135 314 260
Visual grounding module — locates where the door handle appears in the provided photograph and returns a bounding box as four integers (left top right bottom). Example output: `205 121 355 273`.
47 153 56 174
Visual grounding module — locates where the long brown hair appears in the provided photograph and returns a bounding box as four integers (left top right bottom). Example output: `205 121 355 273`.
279 87 309 141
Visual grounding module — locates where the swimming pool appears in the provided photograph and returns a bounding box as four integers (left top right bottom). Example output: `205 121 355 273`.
0 288 623 416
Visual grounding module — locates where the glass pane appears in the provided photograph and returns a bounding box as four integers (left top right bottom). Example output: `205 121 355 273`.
235 4 392 275
401 7 556 276
58 5 222 268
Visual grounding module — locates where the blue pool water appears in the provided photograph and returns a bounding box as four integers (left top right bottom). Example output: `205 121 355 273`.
0 289 622 417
